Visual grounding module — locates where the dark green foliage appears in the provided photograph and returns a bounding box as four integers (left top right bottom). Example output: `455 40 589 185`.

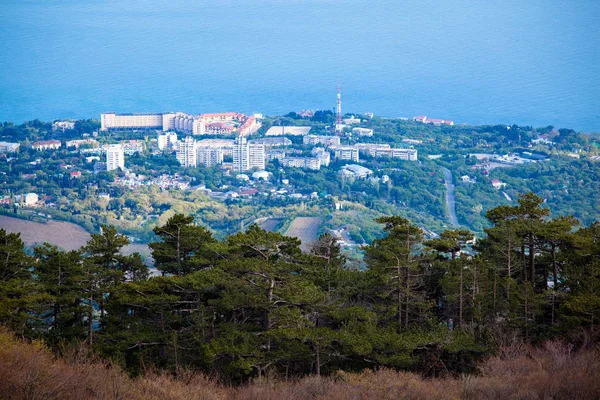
1 198 599 381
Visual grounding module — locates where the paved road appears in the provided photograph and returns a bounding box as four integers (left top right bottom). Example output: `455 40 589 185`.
441 167 459 227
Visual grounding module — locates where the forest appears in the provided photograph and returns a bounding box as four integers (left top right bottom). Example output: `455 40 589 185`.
1 193 599 390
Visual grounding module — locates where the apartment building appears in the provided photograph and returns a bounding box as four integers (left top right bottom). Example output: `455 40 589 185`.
157 132 178 150
176 137 197 167
311 147 331 167
281 157 321 170
0 142 20 153
197 147 224 167
233 136 265 172
101 113 165 131
106 144 125 171
330 146 360 162
303 135 341 146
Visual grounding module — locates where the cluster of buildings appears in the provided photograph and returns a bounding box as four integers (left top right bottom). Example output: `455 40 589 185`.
114 171 190 190
329 143 418 162
175 136 266 172
100 112 261 136
172 128 417 172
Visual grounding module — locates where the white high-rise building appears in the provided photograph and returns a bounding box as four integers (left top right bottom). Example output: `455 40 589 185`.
106 144 125 171
233 136 265 172
197 147 223 167
157 132 178 150
176 137 197 167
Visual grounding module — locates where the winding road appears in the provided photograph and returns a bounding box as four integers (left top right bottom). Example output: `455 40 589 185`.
441 167 459 227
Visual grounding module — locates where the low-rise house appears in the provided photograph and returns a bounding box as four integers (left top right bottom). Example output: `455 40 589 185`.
491 179 507 189
66 138 99 149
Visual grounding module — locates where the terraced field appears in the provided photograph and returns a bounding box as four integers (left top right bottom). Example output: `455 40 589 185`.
284 217 321 252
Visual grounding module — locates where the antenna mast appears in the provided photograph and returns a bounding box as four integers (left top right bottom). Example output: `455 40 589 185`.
335 81 342 135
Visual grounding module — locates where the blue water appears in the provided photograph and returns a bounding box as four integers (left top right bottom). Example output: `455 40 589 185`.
1 0 599 132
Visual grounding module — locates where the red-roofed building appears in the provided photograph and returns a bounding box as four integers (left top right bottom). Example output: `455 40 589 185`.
70 171 82 178
201 112 245 123
414 116 427 123
205 122 236 135
239 189 259 196
237 116 259 136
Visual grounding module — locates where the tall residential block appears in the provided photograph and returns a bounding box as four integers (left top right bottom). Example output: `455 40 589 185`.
233 136 265 172
106 144 125 171
176 137 197 167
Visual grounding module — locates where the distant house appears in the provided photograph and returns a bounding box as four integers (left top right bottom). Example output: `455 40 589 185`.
414 116 453 126
23 193 39 206
343 116 361 125
491 179 506 189
70 171 82 178
52 121 75 132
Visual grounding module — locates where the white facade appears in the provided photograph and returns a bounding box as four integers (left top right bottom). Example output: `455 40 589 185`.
233 136 265 172
197 147 224 167
281 157 321 170
157 132 178 150
303 135 341 146
311 148 331 167
339 164 372 179
32 140 61 151
101 113 166 131
52 121 75 132
372 147 418 161
331 146 360 162
0 142 20 153
24 193 38 206
106 144 125 171
351 128 373 137
176 137 197 167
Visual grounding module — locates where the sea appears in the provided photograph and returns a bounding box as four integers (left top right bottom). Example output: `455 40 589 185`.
1 0 599 132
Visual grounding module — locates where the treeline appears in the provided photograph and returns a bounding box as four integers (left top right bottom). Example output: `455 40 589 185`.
1 193 599 382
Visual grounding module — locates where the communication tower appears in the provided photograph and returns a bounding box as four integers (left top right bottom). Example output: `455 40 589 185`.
335 82 343 135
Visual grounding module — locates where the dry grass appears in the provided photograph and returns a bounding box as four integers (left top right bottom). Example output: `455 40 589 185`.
0 329 598 400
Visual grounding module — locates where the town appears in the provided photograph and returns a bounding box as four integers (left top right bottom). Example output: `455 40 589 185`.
1 101 598 254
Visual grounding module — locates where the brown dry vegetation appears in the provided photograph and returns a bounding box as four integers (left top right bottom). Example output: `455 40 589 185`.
0 329 599 400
